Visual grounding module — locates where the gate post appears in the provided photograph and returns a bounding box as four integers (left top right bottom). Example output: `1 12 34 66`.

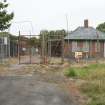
18 31 21 64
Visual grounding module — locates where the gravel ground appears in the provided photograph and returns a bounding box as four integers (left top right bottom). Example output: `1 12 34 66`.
0 63 83 105
0 76 77 105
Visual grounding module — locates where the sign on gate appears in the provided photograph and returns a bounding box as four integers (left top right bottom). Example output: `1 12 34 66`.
4 37 8 45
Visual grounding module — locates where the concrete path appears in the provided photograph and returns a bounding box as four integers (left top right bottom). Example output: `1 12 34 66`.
0 76 76 105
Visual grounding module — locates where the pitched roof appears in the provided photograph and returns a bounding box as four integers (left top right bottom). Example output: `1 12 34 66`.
65 27 105 40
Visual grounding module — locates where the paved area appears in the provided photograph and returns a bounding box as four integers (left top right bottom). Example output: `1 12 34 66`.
0 76 76 105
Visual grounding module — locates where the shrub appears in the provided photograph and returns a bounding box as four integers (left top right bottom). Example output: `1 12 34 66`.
65 63 105 105
65 68 77 77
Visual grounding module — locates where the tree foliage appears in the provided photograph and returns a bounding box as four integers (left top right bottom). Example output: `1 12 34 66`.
40 29 66 41
96 22 105 32
30 37 40 47
0 1 14 31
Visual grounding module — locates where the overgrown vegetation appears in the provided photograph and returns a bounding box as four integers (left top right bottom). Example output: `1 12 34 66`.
0 1 14 31
65 63 105 105
96 22 105 32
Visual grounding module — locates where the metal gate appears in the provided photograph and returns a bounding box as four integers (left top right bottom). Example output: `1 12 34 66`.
18 33 41 64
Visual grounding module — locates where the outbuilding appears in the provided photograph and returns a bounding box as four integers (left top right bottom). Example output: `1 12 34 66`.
64 20 105 59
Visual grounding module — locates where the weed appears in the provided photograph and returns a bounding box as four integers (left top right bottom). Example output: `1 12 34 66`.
65 63 105 105
65 68 77 77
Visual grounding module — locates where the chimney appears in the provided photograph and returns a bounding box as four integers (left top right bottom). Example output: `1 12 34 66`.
84 19 88 28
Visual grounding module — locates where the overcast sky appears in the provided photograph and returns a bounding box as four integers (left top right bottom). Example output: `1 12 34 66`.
7 0 105 35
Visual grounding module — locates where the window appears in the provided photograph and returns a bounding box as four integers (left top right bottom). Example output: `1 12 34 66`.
72 41 77 52
95 42 100 52
83 41 89 52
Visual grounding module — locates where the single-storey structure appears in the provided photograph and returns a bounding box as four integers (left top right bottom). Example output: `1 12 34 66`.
0 32 19 61
64 20 105 59
0 32 10 60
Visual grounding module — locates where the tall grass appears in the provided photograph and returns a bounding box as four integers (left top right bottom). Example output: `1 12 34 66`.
65 63 105 105
65 64 105 79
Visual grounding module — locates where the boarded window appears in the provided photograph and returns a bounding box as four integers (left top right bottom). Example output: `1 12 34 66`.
95 42 100 52
83 41 89 52
77 41 83 51
77 41 83 49
72 41 77 52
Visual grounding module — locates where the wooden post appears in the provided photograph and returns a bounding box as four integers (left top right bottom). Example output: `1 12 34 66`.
42 33 45 64
18 31 21 64
8 34 11 59
61 34 64 63
89 40 93 59
49 40 51 58
96 32 99 63
45 34 47 64
29 33 32 64
48 36 50 57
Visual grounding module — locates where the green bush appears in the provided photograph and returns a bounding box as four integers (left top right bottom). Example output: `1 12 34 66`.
65 63 105 105
88 101 105 105
65 64 105 79
65 68 77 77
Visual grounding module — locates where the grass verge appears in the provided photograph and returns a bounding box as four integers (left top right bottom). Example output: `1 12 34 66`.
65 63 105 105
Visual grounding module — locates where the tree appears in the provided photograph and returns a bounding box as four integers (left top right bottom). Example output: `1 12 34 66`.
96 22 105 32
40 30 49 41
30 37 40 47
0 1 14 31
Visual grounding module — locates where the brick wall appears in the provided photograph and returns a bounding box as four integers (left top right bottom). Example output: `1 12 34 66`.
64 40 105 58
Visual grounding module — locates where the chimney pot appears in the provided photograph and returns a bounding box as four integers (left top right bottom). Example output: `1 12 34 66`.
84 19 88 28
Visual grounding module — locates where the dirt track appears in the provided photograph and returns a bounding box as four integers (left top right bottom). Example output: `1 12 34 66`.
0 63 84 105
0 76 78 105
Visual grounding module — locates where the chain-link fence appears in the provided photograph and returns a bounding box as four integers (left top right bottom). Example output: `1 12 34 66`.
0 34 10 64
